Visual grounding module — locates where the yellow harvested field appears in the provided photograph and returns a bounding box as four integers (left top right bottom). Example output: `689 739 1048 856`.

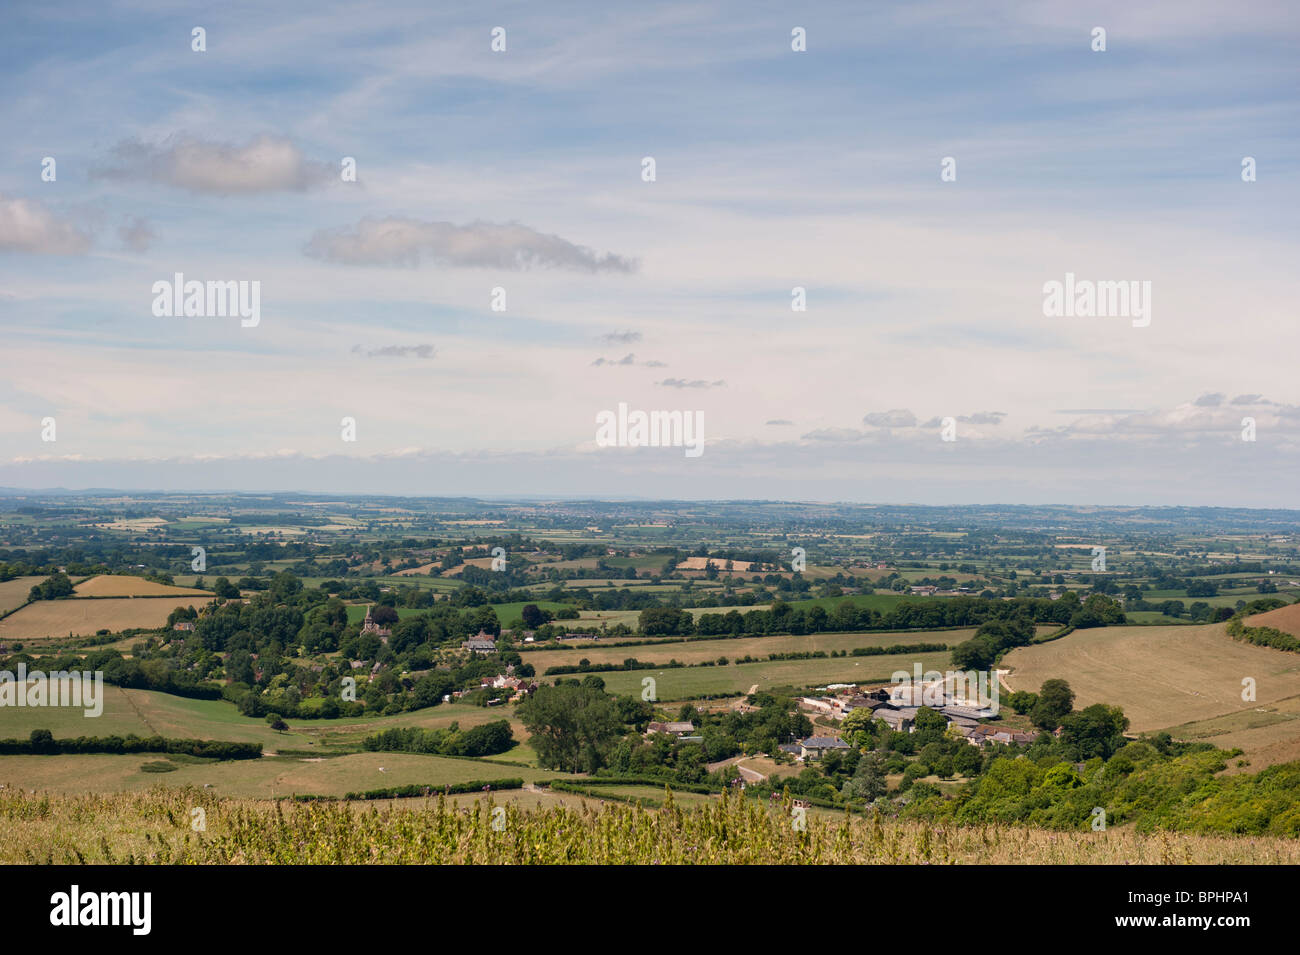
0 576 44 614
0 597 193 642
1246 602 1300 638
88 517 167 531
677 557 759 572
440 557 496 576
394 563 439 576
1003 623 1300 739
73 575 212 598
1161 695 1300 773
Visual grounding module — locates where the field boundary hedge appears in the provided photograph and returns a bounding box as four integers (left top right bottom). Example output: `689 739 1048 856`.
1226 615 1300 653
341 778 525 800
0 733 261 760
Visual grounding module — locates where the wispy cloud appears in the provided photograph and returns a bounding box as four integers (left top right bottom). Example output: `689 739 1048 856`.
351 344 437 359
592 353 636 366
92 134 335 195
304 218 637 272
598 330 641 345
658 378 725 389
592 353 666 367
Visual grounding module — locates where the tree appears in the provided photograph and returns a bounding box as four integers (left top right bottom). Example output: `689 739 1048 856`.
28 572 74 602
842 749 887 802
1006 690 1038 714
951 635 998 670
1069 593 1125 628
913 706 948 745
518 683 623 774
639 606 692 636
213 577 240 599
521 603 546 628
371 604 399 626
840 708 877 747
1058 703 1129 760
1030 678 1075 730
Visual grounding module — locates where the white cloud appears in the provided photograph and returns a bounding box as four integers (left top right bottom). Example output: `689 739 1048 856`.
93 134 334 195
0 195 93 254
303 217 637 272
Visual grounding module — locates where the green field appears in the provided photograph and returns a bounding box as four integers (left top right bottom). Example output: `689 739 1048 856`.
0 750 561 799
593 649 954 700
525 628 969 672
0 686 533 757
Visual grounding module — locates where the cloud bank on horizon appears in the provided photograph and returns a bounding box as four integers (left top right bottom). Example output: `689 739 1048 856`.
0 0 1297 504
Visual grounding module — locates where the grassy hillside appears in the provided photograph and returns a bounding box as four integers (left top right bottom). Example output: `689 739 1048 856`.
1003 622 1300 766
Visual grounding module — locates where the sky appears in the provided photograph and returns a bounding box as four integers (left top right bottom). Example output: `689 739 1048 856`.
1 0 1298 505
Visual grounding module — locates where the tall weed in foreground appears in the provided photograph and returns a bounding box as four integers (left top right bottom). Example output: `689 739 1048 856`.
2 786 1297 865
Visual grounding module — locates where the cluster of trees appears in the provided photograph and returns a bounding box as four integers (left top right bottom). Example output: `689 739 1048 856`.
1226 614 1300 654
517 679 654 774
643 593 1119 640
950 617 1037 670
901 735 1300 836
27 572 75 601
1124 596 1235 621
361 720 515 758
609 696 813 782
8 729 261 760
516 684 813 784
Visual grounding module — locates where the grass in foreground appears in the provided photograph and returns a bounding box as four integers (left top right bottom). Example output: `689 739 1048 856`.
4 786 1299 865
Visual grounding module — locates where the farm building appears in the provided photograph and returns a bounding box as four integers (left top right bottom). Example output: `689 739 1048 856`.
461 630 497 653
798 737 851 760
646 721 696 738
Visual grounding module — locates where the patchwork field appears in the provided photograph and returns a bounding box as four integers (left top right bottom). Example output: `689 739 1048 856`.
0 686 532 755
73 575 212 598
595 649 954 700
1003 623 1300 765
525 628 971 672
0 576 44 615
0 598 187 643
0 750 558 799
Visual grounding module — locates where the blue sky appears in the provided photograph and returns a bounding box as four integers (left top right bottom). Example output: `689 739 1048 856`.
2 0 1299 503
